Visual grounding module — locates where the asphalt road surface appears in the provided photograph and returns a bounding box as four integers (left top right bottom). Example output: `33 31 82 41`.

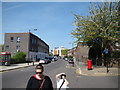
2 59 119 89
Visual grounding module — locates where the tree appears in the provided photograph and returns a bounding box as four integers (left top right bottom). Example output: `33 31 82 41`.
71 2 120 71
72 2 119 45
11 52 26 64
61 49 68 56
0 44 4 61
0 44 4 53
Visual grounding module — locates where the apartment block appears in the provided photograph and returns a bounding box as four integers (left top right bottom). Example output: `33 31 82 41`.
4 32 49 61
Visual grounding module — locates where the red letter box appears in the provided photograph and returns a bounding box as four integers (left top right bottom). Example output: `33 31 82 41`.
87 60 92 70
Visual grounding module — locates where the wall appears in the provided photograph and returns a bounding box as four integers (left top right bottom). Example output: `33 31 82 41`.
74 44 89 63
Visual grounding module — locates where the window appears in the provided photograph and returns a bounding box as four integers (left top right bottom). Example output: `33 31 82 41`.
16 45 20 52
17 37 20 43
5 45 9 51
31 47 33 51
32 39 34 44
10 37 14 42
31 55 33 60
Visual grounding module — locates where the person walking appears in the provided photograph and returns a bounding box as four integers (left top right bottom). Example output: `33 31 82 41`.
56 73 69 90
26 63 53 90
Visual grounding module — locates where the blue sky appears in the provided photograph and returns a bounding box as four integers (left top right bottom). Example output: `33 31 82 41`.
2 2 90 50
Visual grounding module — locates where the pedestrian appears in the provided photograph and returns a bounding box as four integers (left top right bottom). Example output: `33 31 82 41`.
56 73 69 90
26 63 53 90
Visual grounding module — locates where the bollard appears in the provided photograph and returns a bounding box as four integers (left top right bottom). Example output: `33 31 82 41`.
33 61 34 66
87 60 92 70
27 61 29 65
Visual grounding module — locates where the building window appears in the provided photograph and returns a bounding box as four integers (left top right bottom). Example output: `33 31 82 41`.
10 37 14 42
31 55 33 60
16 45 20 52
17 37 20 43
5 45 9 51
31 47 33 51
34 39 36 44
32 39 34 44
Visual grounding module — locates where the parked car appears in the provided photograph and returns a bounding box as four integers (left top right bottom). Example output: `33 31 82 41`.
39 58 49 64
63 56 68 61
64 58 68 61
45 56 54 62
52 57 58 62
68 58 74 64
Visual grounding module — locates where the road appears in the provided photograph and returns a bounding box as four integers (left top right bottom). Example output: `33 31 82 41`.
2 59 119 89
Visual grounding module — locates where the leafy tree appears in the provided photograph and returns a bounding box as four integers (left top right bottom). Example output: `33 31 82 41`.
0 45 4 61
71 2 120 70
49 53 53 56
11 52 26 64
72 2 119 47
61 49 68 56
0 44 4 53
67 55 73 58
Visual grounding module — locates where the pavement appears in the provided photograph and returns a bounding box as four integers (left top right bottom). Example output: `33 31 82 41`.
0 60 119 77
0 62 40 72
75 60 120 76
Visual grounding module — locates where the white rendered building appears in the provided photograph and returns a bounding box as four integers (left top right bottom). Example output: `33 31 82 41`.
53 47 66 56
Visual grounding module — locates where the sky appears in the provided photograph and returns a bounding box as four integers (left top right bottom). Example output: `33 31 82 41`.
2 2 91 50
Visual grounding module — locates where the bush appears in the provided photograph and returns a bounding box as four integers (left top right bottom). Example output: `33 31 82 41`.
64 55 73 59
11 52 26 64
67 55 73 58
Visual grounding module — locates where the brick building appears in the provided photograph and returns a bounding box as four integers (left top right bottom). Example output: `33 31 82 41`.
4 32 49 61
74 43 89 63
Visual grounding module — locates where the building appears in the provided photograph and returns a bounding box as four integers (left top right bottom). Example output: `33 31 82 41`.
67 42 89 63
67 47 76 57
53 47 66 57
4 32 49 61
74 43 89 63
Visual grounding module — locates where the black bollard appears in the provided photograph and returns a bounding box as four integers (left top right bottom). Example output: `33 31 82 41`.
33 61 34 66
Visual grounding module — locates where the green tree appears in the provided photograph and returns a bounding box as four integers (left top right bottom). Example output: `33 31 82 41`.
72 2 119 47
49 53 53 56
61 49 68 56
11 52 26 64
67 55 73 58
0 44 4 53
71 2 120 71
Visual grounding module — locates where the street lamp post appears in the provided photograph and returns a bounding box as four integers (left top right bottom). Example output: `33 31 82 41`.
29 29 38 33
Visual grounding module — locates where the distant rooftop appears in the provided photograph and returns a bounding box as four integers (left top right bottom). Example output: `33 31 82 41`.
54 46 66 50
